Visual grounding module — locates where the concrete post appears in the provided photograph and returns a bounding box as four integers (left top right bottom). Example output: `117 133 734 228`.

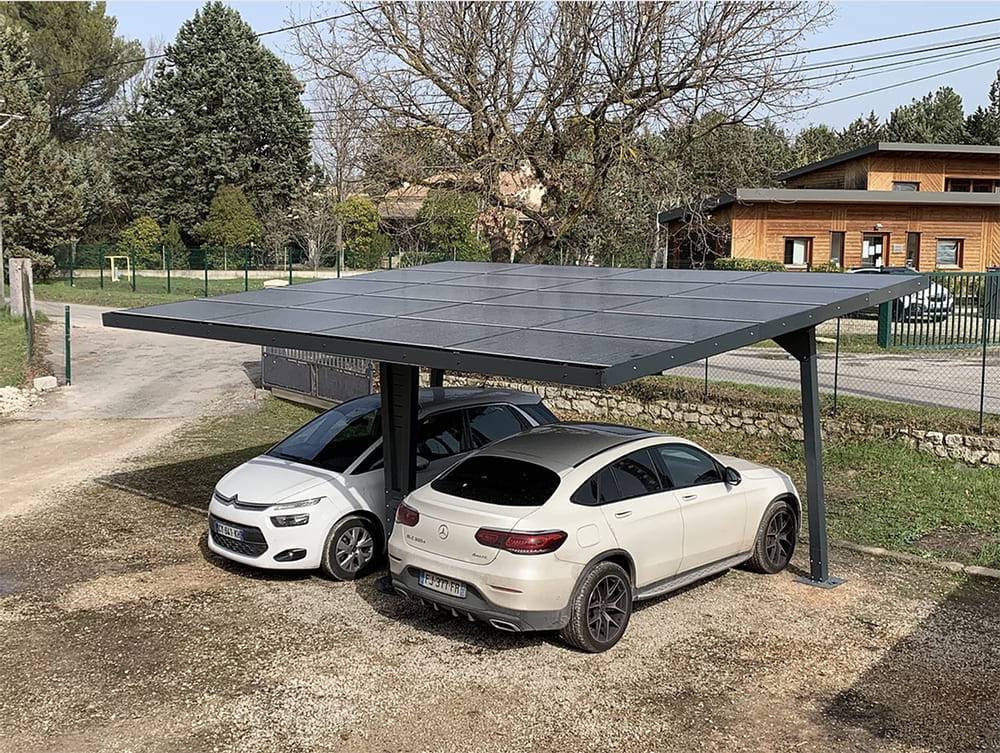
8 258 33 316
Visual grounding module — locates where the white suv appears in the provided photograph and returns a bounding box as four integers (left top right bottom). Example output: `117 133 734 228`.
389 423 800 652
208 388 556 579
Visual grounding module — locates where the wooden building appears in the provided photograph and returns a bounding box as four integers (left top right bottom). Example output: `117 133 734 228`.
660 143 1000 271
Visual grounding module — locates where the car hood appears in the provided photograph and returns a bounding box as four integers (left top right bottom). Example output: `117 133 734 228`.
215 455 337 505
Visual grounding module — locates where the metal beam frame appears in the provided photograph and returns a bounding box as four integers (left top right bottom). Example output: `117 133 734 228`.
775 327 844 589
379 362 419 534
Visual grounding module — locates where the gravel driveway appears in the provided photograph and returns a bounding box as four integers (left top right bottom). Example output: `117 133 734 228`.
1 446 997 753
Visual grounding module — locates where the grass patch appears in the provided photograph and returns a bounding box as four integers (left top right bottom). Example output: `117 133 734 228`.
622 413 1000 569
625 374 999 436
35 275 319 308
0 310 49 387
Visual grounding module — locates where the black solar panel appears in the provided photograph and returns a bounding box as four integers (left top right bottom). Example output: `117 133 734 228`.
102 261 925 387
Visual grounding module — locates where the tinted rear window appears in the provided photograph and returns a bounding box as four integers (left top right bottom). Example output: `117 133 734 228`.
431 455 560 506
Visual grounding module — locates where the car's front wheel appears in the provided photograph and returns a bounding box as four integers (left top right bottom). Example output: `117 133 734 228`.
560 561 633 653
746 499 797 574
320 515 382 580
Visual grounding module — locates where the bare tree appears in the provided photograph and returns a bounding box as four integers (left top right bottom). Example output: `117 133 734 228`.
289 183 339 272
294 1 830 261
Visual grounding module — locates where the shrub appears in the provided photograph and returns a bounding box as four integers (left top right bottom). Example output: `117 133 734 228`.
712 256 785 272
417 190 489 261
117 216 163 269
196 186 263 250
163 220 188 268
336 196 381 269
808 262 843 273
3 246 57 282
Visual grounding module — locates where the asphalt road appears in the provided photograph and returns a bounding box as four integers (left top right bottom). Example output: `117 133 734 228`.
668 346 1000 415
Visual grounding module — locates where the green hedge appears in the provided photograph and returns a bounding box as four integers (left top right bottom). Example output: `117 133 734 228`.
712 257 785 272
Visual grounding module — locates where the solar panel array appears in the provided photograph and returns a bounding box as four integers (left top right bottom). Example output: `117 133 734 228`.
103 261 925 387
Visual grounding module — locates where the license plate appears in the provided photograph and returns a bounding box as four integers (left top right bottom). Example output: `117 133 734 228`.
213 521 244 541
418 571 467 598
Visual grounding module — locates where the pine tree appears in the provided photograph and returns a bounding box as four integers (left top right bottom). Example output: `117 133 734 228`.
966 68 1000 146
0 20 81 271
885 87 967 143
117 2 311 229
837 111 885 152
793 125 840 165
197 185 263 249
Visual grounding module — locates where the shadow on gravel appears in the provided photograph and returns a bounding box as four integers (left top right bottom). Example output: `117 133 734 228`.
353 573 553 652
824 576 1000 752
96 444 272 515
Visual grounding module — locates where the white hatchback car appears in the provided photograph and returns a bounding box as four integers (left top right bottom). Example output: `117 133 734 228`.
208 388 556 579
389 423 800 652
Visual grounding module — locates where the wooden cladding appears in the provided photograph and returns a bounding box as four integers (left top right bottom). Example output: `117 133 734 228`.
785 152 1000 192
718 201 1000 271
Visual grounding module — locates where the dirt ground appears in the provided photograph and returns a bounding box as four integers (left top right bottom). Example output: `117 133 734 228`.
1 430 998 753
1 302 261 521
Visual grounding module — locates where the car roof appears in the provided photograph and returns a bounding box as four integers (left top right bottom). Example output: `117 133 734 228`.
332 386 544 416
478 422 658 472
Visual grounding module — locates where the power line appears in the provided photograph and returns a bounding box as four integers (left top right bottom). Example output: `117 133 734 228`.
787 53 1000 113
0 6 369 87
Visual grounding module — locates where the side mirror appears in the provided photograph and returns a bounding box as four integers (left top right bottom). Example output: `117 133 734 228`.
415 455 430 471
724 466 742 486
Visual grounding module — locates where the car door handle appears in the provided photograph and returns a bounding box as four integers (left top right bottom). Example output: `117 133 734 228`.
681 493 698 501
614 510 633 519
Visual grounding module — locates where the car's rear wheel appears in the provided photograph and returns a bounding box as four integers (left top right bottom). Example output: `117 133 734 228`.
320 515 381 580
560 561 632 653
746 500 797 574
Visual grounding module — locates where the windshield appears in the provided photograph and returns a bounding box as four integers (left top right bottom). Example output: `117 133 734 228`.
431 455 561 506
267 400 380 473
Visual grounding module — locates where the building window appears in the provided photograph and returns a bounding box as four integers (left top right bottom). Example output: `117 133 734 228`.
906 232 920 267
830 232 844 267
892 181 919 191
946 177 1000 193
935 238 963 268
784 237 812 267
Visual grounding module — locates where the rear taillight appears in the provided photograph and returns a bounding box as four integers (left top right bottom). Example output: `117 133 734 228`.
395 502 419 527
474 528 567 555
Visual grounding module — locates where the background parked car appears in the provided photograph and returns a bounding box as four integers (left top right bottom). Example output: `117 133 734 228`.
208 388 557 579
849 266 954 321
390 423 801 652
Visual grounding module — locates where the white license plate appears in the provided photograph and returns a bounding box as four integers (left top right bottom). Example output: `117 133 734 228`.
214 521 244 541
418 571 467 599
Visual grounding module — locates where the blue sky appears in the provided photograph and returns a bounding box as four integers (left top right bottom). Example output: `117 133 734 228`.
106 1 1000 132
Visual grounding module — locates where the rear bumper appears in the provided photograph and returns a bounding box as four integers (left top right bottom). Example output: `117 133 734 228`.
392 566 570 633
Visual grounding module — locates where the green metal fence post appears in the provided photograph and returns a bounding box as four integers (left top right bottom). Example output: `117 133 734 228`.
876 302 890 348
288 248 293 285
244 247 249 291
64 305 71 386
130 251 136 292
69 241 75 288
99 256 104 289
337 249 341 278
166 246 172 294
388 252 393 270
204 250 209 297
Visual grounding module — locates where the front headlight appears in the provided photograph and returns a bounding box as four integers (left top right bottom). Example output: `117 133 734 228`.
271 497 323 511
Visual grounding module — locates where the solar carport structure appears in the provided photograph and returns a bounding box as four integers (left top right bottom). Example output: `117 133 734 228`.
103 261 926 588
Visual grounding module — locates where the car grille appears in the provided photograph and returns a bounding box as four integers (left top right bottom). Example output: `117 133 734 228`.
209 514 268 558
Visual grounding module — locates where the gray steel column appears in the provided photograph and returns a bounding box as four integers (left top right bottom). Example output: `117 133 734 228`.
775 327 844 588
429 368 444 388
379 362 419 534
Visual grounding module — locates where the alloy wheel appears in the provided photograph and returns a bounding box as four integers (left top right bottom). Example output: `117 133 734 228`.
764 508 796 568
335 525 375 573
586 574 628 644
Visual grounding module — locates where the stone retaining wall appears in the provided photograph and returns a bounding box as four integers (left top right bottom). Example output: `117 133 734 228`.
441 374 1000 467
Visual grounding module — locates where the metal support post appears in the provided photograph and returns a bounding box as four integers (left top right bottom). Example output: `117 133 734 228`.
130 252 136 292
204 252 209 297
244 247 249 291
375 362 419 594
775 326 843 589
429 368 445 388
64 305 71 385
288 248 293 285
166 248 171 294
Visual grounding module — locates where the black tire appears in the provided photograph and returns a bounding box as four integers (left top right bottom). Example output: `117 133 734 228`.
320 515 382 581
559 561 632 653
746 499 798 574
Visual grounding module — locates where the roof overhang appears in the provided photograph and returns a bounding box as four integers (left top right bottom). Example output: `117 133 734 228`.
777 141 1000 181
102 262 926 389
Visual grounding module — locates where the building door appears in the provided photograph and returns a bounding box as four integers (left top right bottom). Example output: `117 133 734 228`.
862 233 887 268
